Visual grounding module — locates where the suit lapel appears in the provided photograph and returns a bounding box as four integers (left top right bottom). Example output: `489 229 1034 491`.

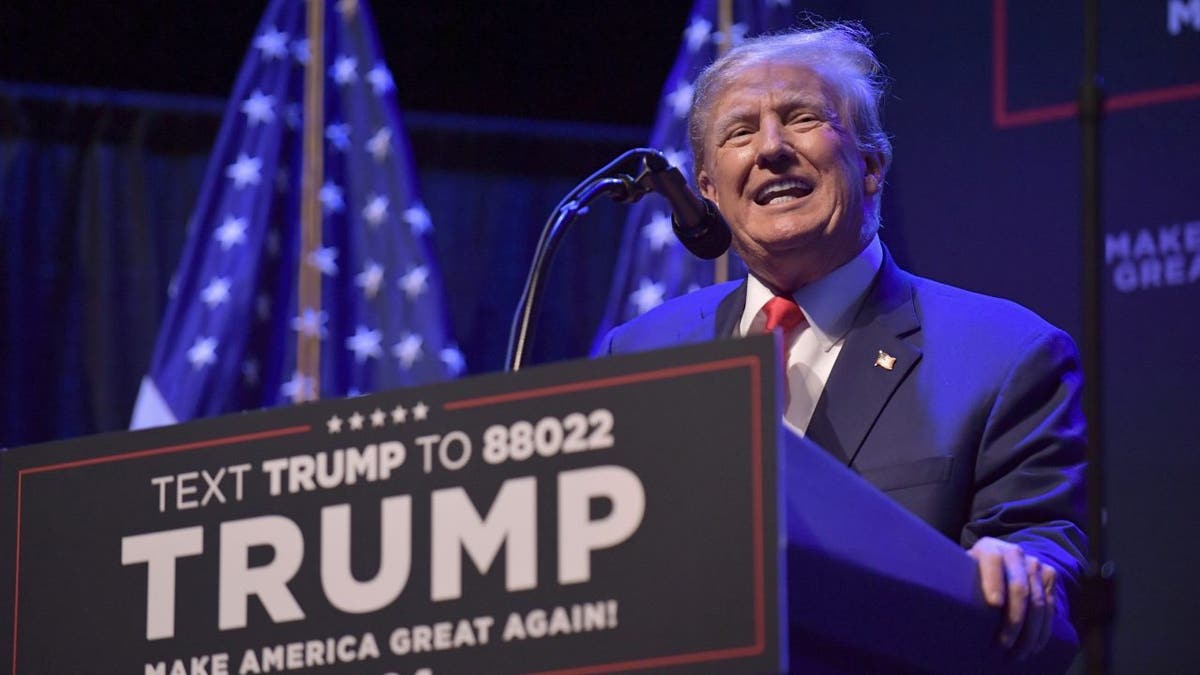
805 252 923 465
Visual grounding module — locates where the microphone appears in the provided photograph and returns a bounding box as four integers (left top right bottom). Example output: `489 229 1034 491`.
639 153 731 260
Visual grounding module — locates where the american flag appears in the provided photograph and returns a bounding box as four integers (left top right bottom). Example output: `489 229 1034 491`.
132 0 462 428
593 0 795 347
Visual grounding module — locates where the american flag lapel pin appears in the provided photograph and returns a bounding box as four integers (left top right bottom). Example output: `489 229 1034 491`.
874 350 897 371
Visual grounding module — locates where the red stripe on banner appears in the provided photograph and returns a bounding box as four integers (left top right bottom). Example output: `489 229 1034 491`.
992 0 1200 128
449 355 772 672
10 423 311 673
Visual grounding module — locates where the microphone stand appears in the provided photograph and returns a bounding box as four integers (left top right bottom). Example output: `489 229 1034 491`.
505 148 666 372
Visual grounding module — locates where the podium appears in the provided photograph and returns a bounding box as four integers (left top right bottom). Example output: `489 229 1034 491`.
1 336 1076 673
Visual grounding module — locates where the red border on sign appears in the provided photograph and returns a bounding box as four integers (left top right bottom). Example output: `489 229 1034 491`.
10 424 312 675
446 355 769 674
992 0 1200 128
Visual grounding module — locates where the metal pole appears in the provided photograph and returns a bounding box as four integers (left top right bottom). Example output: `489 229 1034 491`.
296 0 325 403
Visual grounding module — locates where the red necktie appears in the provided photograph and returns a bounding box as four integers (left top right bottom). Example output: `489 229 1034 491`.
763 296 805 333
762 296 805 410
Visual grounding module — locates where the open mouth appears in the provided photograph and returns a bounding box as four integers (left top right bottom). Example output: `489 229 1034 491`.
753 177 813 206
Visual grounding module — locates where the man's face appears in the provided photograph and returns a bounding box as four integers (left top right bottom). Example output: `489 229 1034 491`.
697 61 881 291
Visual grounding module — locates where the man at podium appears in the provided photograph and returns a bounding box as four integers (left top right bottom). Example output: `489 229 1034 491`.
595 22 1086 664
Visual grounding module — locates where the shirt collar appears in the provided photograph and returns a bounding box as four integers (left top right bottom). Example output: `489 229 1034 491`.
738 235 884 351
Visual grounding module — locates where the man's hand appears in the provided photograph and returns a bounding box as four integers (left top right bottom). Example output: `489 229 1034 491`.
967 537 1058 660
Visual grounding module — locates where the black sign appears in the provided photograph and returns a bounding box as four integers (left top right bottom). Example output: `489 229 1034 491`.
1 337 783 674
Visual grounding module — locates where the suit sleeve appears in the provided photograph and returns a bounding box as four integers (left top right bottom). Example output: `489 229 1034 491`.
963 326 1089 627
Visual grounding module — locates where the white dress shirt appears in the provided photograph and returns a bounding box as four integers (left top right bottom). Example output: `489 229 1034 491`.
737 235 885 434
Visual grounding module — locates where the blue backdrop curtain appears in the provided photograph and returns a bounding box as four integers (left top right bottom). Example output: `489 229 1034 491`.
1 87 643 447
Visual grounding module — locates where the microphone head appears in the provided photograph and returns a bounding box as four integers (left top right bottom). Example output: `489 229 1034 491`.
672 199 731 260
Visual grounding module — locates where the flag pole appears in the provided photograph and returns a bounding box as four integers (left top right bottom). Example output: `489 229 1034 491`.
297 0 326 402
713 0 733 284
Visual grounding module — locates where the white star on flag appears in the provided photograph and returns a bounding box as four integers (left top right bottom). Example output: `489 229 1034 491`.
325 123 351 151
662 147 690 173
186 336 218 370
346 325 383 363
291 38 310 64
399 266 429 300
200 277 232 308
393 333 424 369
642 211 675 252
241 90 275 126
225 153 262 189
404 204 432 235
280 372 315 401
362 194 389 227
631 278 666 315
440 346 466 376
285 103 302 129
666 81 694 119
684 16 712 53
214 216 248 250
308 246 339 276
337 0 359 20
355 261 385 299
291 308 329 338
367 64 394 95
331 54 358 85
713 23 749 49
320 181 345 213
366 127 392 162
241 358 259 386
253 27 289 60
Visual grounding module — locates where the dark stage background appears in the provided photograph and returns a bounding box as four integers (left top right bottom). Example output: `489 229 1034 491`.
2 1 1199 671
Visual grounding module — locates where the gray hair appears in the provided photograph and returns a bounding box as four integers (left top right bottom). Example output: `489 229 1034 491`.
687 22 893 183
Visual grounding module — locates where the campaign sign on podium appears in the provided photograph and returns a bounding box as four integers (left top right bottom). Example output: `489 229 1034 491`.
0 336 784 674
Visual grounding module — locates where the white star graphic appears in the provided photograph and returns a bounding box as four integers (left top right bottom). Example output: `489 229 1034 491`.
214 216 248 250
440 345 466 376
404 204 433 235
325 122 351 151
308 246 339 276
327 414 344 433
366 127 392 162
330 55 358 85
253 27 289 60
320 181 345 214
367 64 394 95
391 404 408 424
186 336 218 370
291 308 329 338
348 411 365 431
200 276 232 308
370 408 387 427
355 260 384 299
684 16 712 53
362 194 389 227
630 278 666 315
225 153 262 189
291 38 310 64
392 333 424 369
666 81 694 119
412 401 429 421
241 90 275 126
398 266 429 300
280 372 315 401
345 325 383 363
642 211 675 252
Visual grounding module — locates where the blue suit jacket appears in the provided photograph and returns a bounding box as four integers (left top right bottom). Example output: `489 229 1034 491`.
595 251 1088 639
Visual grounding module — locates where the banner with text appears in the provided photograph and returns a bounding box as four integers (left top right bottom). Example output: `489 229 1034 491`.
1 337 783 675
